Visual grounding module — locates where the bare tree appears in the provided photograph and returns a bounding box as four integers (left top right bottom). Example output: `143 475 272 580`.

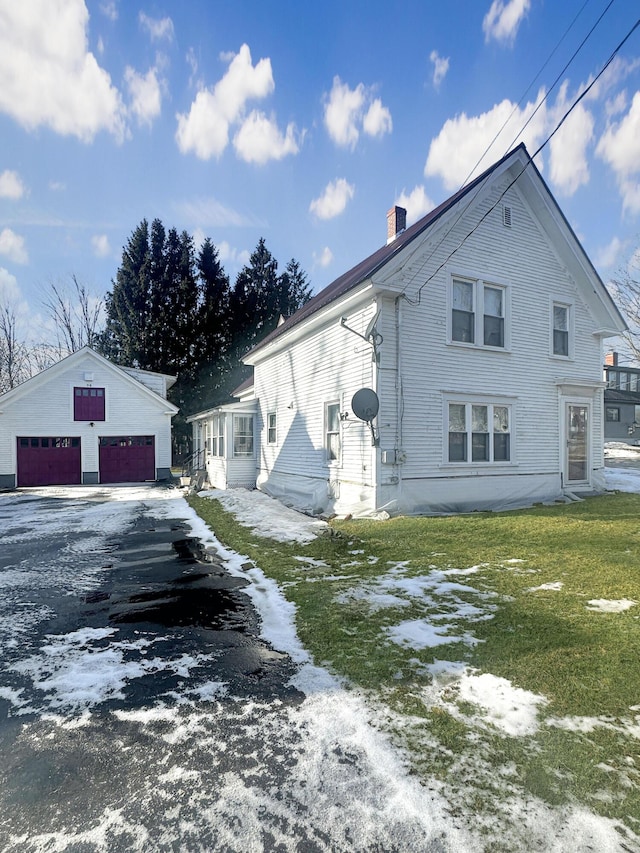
43 274 104 356
608 250 640 364
0 301 31 393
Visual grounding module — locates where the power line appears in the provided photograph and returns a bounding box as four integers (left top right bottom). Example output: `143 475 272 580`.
405 14 640 307
405 0 619 306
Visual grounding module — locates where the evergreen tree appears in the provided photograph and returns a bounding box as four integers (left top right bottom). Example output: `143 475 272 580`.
279 258 312 317
100 220 152 367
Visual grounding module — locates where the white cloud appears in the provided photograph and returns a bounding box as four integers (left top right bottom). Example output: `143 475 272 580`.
0 229 28 265
49 180 66 192
218 241 250 268
430 50 449 90
91 234 111 258
176 197 257 228
100 1 118 22
176 44 274 160
125 66 162 126
597 90 640 214
363 99 392 138
396 186 435 224
0 170 26 200
0 0 127 143
324 77 392 149
594 236 625 272
233 111 299 164
549 81 594 196
0 267 22 303
313 247 333 268
309 179 355 220
425 90 547 190
483 0 531 45
139 12 174 42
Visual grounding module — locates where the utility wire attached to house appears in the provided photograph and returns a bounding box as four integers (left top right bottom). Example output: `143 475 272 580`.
402 14 640 308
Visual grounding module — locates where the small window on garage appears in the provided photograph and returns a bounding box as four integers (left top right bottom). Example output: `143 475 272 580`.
74 387 105 421
605 407 620 422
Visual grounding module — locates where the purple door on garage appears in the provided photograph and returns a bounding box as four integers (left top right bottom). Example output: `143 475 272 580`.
99 436 155 483
17 437 82 486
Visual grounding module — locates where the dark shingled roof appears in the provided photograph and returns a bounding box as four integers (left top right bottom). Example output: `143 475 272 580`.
245 144 529 359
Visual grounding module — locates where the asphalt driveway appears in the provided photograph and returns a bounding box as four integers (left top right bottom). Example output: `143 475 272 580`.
0 484 473 852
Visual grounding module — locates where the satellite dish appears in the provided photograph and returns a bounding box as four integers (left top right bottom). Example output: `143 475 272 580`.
351 388 379 423
364 312 380 341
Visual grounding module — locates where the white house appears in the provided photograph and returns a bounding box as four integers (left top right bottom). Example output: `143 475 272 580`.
0 346 179 488
191 144 627 516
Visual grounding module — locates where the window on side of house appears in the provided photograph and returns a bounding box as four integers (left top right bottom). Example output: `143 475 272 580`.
619 372 629 391
451 276 507 349
630 374 638 392
607 370 618 389
552 303 570 357
326 402 341 463
605 407 620 422
267 412 277 445
211 414 224 457
635 405 640 425
447 401 511 463
233 414 254 457
452 278 475 344
74 387 105 421
483 286 504 347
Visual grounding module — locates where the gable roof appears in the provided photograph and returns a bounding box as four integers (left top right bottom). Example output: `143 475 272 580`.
0 346 179 414
245 143 625 360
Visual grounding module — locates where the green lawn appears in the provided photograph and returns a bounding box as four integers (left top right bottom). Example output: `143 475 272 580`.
188 491 640 844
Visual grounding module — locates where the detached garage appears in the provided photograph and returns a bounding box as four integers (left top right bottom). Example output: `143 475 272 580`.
0 347 179 489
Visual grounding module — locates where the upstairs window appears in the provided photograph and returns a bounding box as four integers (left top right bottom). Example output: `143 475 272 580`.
450 276 507 349
552 303 570 357
447 401 511 464
74 387 105 421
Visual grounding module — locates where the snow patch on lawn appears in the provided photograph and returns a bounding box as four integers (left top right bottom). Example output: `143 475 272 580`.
198 487 329 543
457 671 549 736
528 581 564 592
586 598 637 613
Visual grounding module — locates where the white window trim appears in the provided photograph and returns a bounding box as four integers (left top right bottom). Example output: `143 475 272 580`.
447 270 511 352
325 400 341 466
549 298 574 360
267 411 277 445
211 413 225 458
232 413 254 459
441 392 517 468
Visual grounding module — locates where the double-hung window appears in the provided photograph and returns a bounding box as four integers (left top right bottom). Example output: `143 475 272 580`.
233 414 254 458
447 401 511 463
552 303 570 357
267 412 277 445
450 276 507 349
326 402 341 463
211 414 224 457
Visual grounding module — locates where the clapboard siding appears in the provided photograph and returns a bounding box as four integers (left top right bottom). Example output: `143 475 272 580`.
240 146 622 515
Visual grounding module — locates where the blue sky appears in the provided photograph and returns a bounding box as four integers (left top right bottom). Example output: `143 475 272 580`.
0 0 639 343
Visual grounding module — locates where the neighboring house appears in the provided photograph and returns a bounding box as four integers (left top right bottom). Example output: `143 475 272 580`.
603 352 640 445
0 346 179 488
190 144 626 516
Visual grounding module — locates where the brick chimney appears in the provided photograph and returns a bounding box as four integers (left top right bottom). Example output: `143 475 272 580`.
387 206 407 244
605 351 618 366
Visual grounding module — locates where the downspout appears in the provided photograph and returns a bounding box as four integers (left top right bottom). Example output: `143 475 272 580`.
395 294 404 509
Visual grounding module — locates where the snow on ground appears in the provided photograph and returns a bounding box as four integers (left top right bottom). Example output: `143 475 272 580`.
198 487 329 543
3 471 640 851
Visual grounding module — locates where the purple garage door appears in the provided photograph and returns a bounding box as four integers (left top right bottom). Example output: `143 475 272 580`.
99 436 155 483
17 437 81 486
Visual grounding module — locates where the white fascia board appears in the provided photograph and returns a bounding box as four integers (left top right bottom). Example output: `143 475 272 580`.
243 282 375 366
187 399 257 421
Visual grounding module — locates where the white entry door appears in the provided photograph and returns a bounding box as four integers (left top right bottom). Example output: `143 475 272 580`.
565 402 590 486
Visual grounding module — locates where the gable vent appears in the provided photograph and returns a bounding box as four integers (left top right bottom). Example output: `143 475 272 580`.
502 205 512 228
